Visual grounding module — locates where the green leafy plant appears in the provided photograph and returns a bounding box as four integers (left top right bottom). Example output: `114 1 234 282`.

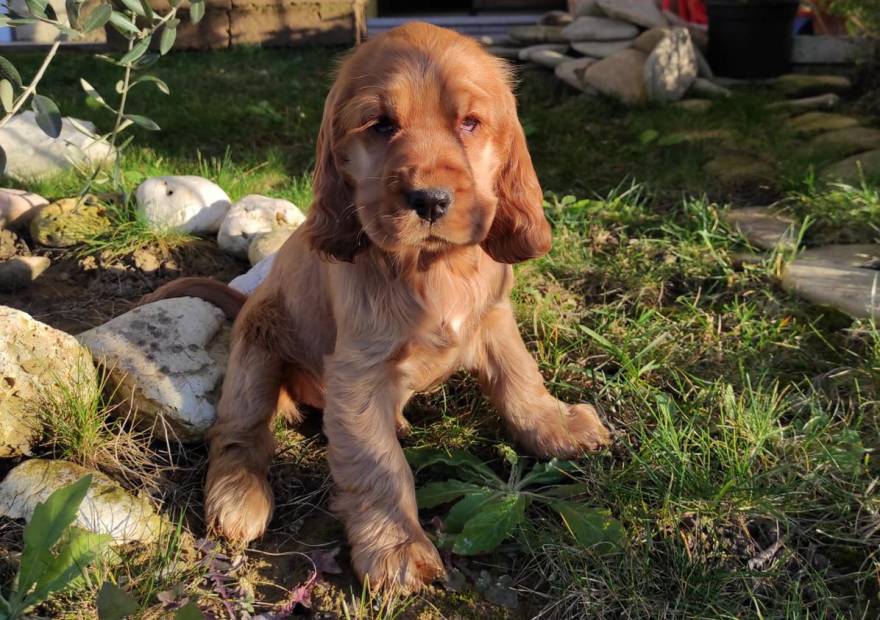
406 447 624 556
0 475 110 620
96 581 206 619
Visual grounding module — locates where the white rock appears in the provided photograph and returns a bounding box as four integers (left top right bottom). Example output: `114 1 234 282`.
76 298 230 442
0 189 48 231
0 306 97 457
561 16 638 42
0 112 116 182
571 39 634 58
555 57 600 92
583 49 648 104
135 176 231 234
0 459 164 544
217 195 304 259
248 227 296 265
530 49 572 69
518 43 568 61
230 254 275 295
723 207 798 251
644 28 697 102
598 0 667 29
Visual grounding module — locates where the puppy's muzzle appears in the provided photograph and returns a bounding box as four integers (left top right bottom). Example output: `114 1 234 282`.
404 187 452 223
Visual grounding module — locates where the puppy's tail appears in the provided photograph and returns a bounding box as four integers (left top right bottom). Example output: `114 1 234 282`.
138 277 247 320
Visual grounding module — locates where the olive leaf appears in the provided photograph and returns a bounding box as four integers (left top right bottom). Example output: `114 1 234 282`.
124 114 160 131
0 56 23 89
0 79 14 114
159 23 177 55
82 3 113 33
119 36 152 66
189 0 205 24
32 94 63 139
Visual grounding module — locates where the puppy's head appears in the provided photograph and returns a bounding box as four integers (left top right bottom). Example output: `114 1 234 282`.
304 23 551 263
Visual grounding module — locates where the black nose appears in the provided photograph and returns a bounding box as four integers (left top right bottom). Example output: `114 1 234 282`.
404 188 451 223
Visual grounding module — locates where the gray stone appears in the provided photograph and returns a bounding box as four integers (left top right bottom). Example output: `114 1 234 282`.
0 256 50 291
767 93 840 114
811 127 880 158
821 149 880 184
518 44 568 61
76 298 230 442
487 47 523 60
689 77 732 99
0 189 48 231
477 35 522 48
723 207 798 251
509 25 567 44
673 98 713 113
598 0 667 29
583 49 648 104
230 254 275 295
787 112 861 135
571 39 634 58
555 57 600 92
136 176 231 234
561 16 639 42
0 112 116 182
539 10 574 26
0 459 164 544
217 194 304 259
644 28 697 102
781 245 880 320
704 154 772 187
0 306 97 457
632 28 667 54
792 35 876 65
773 74 852 97
531 49 573 69
248 227 296 265
571 0 605 17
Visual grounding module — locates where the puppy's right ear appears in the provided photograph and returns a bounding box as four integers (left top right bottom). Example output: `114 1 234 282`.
303 86 368 262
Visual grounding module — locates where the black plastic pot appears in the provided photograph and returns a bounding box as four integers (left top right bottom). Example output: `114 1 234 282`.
707 0 800 79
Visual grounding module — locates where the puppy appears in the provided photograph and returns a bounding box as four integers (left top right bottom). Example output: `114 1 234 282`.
143 22 611 591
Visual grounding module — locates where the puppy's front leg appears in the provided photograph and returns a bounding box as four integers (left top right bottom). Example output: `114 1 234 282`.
472 303 611 458
323 345 444 592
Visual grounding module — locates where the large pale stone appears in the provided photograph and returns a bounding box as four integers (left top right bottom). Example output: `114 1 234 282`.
555 57 599 92
29 196 112 248
0 459 164 544
631 27 667 54
704 154 772 187
230 254 275 295
571 39 634 58
598 0 667 28
531 49 572 69
518 44 569 62
0 112 116 182
508 25 567 44
0 189 48 231
217 194 304 259
583 49 648 104
787 112 860 135
135 176 231 234
811 127 880 159
644 28 697 102
773 74 852 98
76 298 229 442
782 245 880 320
767 93 840 115
723 207 798 251
0 307 97 457
561 16 638 42
821 149 880 184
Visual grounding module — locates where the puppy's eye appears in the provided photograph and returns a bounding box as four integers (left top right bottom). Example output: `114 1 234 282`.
461 116 480 133
372 116 398 135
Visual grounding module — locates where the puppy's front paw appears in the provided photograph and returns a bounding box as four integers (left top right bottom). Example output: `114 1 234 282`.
352 532 445 593
527 403 611 459
205 468 274 544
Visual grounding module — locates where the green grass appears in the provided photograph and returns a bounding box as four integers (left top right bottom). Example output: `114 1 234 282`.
3 46 879 618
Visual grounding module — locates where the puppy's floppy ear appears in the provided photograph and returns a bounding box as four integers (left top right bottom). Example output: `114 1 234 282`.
481 99 552 264
303 84 368 262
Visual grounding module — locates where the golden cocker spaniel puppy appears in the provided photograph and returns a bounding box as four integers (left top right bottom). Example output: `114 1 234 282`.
144 22 611 591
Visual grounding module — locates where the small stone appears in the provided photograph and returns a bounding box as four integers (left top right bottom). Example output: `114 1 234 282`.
0 229 27 260
555 57 600 92
673 98 713 113
76 298 230 442
723 207 798 251
0 189 48 231
644 28 697 102
230 254 275 295
0 459 164 544
689 77 732 98
0 112 116 182
518 43 568 62
508 25 567 44
530 49 572 69
571 39 634 58
539 10 574 26
598 0 667 28
792 35 876 65
704 154 773 187
476 35 521 47
248 227 296 265
571 0 604 17
0 306 97 457
561 16 639 42
782 245 880 320
662 129 734 144
135 176 231 234
0 256 50 291
217 195 304 259
632 27 667 54
487 47 522 60
821 149 880 184
811 127 880 158
787 112 860 135
773 74 852 98
767 93 840 114
583 49 648 104
29 196 111 248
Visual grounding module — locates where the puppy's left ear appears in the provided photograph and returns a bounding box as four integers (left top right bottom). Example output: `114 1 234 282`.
482 100 552 264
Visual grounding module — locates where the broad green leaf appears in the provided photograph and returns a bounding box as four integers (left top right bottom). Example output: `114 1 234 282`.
109 11 140 36
133 74 170 95
639 128 659 145
416 480 484 509
405 447 501 486
80 78 109 107
119 0 146 17
0 80 13 114
22 476 91 562
175 601 206 620
25 0 49 19
139 0 154 20
25 528 110 608
451 494 526 555
657 133 686 146
96 581 138 620
32 94 63 139
553 501 623 553
124 114 160 131
0 57 23 89
82 4 112 33
538 482 590 499
189 0 205 24
445 490 501 533
119 36 151 65
518 458 578 488
159 24 177 55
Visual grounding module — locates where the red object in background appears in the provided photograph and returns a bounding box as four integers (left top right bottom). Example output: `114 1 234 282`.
662 0 707 25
